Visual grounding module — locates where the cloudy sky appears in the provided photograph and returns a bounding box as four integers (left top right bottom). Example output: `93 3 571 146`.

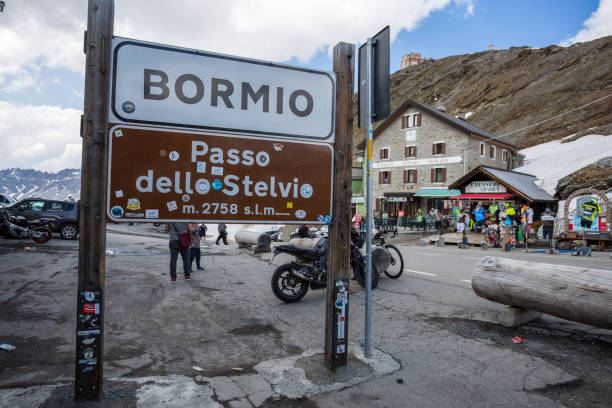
0 0 610 172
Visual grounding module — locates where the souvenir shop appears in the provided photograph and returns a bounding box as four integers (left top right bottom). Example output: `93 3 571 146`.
448 166 555 216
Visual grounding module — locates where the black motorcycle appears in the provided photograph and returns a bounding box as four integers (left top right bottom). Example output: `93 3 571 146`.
270 228 378 303
2 213 54 243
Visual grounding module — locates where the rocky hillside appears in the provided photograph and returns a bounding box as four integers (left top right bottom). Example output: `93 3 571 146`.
353 35 612 150
555 157 612 200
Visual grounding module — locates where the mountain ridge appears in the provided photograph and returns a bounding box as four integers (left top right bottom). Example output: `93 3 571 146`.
353 35 612 151
0 168 81 201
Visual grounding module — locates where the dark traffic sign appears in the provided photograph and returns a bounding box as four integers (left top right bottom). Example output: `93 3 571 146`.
358 26 390 127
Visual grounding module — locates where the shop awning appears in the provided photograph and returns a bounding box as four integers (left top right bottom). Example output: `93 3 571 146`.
454 193 514 199
414 188 462 197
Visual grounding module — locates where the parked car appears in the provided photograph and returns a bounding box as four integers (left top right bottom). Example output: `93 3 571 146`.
0 193 16 208
1 197 79 239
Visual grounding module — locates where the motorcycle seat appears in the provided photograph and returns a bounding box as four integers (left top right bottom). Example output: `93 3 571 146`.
276 245 321 256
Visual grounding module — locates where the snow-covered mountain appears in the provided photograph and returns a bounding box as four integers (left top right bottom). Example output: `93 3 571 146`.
0 168 81 201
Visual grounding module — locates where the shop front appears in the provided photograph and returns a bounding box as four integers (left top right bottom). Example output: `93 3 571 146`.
413 187 462 216
382 193 416 218
449 166 556 220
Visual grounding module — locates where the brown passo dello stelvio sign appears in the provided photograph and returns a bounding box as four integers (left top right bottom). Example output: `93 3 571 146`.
106 126 333 224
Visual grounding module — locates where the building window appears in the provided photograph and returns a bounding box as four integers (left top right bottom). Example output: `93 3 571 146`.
379 147 389 160
479 142 485 157
405 145 416 158
489 145 496 159
379 171 391 184
433 142 445 155
431 167 446 183
404 169 417 183
401 113 421 129
502 149 508 162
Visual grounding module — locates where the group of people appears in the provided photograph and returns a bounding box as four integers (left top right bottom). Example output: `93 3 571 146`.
451 202 556 249
165 223 230 282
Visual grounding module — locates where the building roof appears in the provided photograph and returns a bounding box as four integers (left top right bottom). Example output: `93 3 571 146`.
448 166 555 202
357 98 518 150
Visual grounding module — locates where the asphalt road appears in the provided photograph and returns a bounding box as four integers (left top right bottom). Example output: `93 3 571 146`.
394 244 612 286
0 225 610 408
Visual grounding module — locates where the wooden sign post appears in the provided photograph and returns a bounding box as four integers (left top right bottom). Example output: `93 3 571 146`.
324 42 355 370
75 0 114 400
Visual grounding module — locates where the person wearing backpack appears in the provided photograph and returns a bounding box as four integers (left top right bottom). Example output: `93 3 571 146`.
189 223 205 272
165 223 193 282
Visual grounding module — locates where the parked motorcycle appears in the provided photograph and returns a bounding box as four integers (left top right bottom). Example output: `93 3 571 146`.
270 228 378 303
2 214 54 243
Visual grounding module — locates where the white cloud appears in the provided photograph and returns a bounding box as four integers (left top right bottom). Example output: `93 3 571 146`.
0 0 480 171
2 73 38 93
0 0 471 92
112 0 463 63
561 0 612 46
0 101 82 171
453 0 475 17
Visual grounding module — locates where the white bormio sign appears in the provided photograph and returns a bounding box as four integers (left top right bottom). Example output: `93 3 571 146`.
109 37 336 141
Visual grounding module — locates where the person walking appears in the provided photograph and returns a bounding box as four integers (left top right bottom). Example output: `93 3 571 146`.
199 224 208 240
166 223 193 282
216 223 229 245
189 223 205 272
456 210 465 236
417 208 423 230
433 208 441 232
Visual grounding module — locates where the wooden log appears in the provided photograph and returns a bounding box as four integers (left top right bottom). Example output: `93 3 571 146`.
234 231 271 248
473 256 612 330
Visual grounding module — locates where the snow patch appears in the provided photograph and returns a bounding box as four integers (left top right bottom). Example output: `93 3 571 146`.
515 134 612 196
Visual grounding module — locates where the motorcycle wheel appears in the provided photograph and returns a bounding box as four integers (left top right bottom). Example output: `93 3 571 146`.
383 244 404 279
31 228 52 244
271 263 309 303
353 260 379 289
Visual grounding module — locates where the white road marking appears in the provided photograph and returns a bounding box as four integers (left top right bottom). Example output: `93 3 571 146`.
460 279 471 283
404 269 437 277
415 252 482 260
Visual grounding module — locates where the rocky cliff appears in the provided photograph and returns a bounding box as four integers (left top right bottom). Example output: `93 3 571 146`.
555 157 612 200
353 35 612 151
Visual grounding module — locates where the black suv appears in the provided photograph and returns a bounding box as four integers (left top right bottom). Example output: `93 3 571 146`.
2 198 79 239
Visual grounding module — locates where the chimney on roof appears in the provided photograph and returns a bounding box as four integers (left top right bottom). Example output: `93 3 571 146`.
488 44 494 51
435 101 446 112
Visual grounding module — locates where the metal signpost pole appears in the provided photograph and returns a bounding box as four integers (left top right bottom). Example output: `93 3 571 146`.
364 37 374 358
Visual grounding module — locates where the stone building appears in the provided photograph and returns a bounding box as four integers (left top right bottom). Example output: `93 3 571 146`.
400 52 425 69
358 98 523 218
